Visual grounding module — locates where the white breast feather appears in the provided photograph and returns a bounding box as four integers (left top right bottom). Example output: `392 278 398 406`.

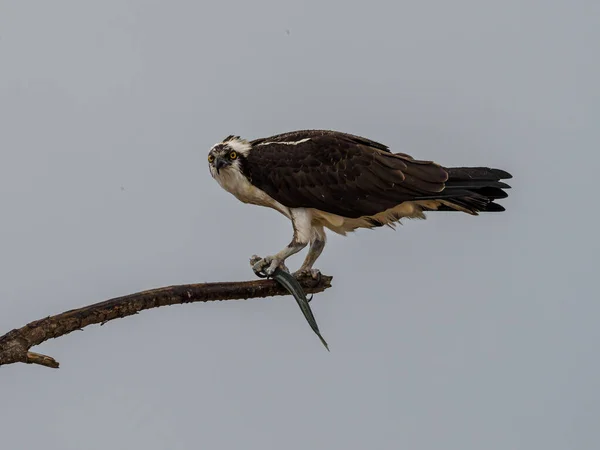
212 166 290 217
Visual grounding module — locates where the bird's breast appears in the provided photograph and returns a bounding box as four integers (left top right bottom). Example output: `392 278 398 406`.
214 169 290 216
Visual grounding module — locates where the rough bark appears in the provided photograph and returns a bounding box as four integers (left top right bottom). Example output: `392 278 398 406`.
0 274 332 369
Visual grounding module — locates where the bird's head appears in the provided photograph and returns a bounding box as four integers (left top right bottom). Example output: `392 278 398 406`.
208 135 250 178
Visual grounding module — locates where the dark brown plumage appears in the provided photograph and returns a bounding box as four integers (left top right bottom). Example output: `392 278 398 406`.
239 130 511 218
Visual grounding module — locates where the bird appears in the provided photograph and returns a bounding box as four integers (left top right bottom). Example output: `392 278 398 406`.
207 129 512 278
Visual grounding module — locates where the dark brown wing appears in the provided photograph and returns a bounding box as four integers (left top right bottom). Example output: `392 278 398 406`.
250 129 392 153
242 130 449 218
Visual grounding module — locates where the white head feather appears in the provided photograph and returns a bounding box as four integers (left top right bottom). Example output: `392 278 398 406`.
210 135 252 156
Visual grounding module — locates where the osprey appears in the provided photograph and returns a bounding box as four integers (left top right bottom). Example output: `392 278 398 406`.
208 130 512 277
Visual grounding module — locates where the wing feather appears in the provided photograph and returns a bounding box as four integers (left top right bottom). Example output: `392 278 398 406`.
242 130 449 218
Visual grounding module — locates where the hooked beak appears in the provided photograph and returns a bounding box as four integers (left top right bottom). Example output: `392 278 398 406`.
215 157 229 174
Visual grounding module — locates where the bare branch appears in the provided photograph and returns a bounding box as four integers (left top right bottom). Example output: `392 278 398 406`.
0 274 332 369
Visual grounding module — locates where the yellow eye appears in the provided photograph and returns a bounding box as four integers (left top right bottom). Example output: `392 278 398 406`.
229 151 237 160
208 154 215 163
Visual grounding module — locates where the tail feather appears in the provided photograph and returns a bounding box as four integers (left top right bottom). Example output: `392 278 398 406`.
442 180 511 190
474 186 509 199
424 166 512 214
447 167 512 180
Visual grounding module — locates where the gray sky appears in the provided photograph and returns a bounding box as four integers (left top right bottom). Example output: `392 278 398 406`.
1 1 598 449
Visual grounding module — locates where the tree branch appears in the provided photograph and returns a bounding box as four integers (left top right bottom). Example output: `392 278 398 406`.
0 274 332 369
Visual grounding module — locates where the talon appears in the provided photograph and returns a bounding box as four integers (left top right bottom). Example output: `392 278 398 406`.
252 261 264 273
265 257 282 276
293 268 322 281
251 255 289 278
251 255 270 277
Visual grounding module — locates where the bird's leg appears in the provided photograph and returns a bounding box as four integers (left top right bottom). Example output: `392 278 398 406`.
293 226 326 280
252 208 311 277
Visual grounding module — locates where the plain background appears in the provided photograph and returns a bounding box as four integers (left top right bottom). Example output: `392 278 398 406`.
1 1 598 449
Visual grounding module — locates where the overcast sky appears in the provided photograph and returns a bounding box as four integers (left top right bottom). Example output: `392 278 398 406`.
1 1 599 449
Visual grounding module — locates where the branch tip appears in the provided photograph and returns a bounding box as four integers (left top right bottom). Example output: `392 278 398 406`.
26 352 59 369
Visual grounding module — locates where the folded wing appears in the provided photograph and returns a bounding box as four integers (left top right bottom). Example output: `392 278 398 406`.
244 130 450 218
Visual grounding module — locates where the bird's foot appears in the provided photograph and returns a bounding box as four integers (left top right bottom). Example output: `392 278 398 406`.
250 254 289 277
293 268 322 281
